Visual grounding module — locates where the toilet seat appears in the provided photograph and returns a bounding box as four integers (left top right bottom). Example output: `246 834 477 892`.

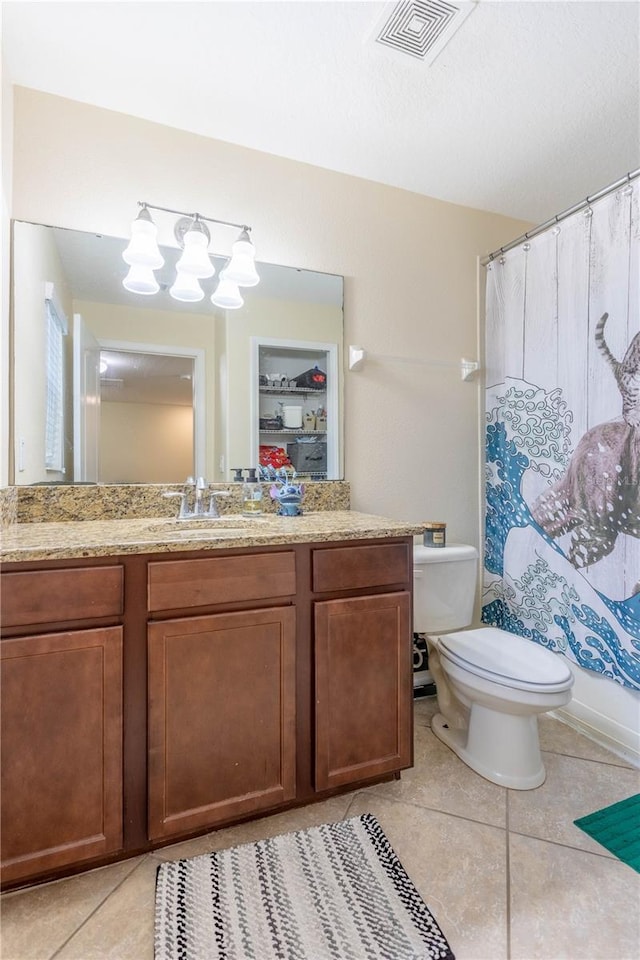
438 627 573 693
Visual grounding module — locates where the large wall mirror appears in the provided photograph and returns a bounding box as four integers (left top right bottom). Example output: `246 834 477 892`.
11 221 344 485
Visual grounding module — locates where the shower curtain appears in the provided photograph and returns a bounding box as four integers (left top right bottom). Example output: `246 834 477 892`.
483 179 640 691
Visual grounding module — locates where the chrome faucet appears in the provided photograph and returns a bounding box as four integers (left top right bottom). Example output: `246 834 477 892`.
206 487 231 518
194 476 207 515
163 477 231 520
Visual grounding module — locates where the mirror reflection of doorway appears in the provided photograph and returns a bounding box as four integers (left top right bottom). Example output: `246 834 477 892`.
98 348 195 483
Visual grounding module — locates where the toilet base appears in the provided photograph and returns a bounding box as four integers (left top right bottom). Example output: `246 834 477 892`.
431 706 546 790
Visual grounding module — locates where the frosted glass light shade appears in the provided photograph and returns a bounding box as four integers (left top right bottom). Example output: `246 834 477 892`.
211 276 244 309
122 214 164 269
176 228 215 278
222 230 259 287
170 270 204 302
122 264 160 295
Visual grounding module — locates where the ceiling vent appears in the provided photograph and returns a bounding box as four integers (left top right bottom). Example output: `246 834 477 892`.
373 0 476 65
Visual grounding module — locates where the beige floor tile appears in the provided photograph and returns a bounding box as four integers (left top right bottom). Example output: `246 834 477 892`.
539 715 636 767
365 722 507 828
510 833 640 959
0 858 142 960
6 704 636 960
152 792 357 862
348 792 508 960
54 857 157 960
413 695 439 727
509 752 640 856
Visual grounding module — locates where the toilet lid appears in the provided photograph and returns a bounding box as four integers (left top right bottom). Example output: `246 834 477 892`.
439 627 574 690
413 543 479 564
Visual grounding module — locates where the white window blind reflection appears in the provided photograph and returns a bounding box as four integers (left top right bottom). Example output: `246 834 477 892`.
45 295 67 471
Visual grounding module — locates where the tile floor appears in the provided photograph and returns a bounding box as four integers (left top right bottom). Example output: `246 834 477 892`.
2 701 639 960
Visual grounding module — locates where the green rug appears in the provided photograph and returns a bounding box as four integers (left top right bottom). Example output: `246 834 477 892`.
574 793 640 872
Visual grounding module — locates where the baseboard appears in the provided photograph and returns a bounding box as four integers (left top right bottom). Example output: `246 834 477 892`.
551 702 640 768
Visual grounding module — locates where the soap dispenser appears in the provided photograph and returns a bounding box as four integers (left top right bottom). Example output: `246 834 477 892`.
242 469 263 515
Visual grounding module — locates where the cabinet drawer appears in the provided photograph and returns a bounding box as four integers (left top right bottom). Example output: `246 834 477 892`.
1 566 124 627
312 542 410 593
148 551 296 612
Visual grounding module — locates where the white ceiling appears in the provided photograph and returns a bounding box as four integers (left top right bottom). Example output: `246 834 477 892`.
3 1 639 224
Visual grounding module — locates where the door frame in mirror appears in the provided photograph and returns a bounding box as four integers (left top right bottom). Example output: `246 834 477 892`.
249 337 340 479
98 339 206 481
73 312 101 482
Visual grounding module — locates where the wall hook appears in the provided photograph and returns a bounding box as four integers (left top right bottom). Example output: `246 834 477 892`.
461 359 480 381
348 345 365 370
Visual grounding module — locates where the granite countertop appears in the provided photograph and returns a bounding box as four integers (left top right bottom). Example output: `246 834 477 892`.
0 511 423 562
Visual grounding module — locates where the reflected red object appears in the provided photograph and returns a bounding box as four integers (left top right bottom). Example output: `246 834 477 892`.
259 445 292 469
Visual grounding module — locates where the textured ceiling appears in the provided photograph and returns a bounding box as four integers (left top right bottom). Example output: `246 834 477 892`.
2 1 639 223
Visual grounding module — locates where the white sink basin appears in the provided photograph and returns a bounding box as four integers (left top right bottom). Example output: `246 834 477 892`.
146 516 265 532
171 526 249 538
139 517 269 539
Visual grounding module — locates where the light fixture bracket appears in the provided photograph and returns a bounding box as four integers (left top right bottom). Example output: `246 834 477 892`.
174 216 211 248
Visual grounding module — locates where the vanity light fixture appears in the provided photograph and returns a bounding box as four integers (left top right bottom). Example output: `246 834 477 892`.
169 269 206 303
121 201 259 306
222 229 260 287
122 263 160 296
210 262 244 310
122 206 165 269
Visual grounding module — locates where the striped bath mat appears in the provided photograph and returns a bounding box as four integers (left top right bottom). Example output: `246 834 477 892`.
155 813 454 959
574 793 640 872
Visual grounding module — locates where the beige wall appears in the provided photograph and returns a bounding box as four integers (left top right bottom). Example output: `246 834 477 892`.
11 86 530 546
1 57 14 487
100 401 192 483
9 88 638 756
12 220 73 483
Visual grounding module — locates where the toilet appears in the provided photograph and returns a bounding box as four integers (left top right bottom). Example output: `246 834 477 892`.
413 544 574 789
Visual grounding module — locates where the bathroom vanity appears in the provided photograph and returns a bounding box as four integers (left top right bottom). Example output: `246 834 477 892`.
0 510 419 888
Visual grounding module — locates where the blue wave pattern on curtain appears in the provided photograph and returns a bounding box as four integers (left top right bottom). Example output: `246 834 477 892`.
483 182 640 691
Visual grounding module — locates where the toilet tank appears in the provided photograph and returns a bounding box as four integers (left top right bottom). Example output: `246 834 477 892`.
413 544 479 634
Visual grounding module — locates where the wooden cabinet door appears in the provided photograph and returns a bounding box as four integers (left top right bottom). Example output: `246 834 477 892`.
0 627 123 885
148 606 296 840
315 592 412 791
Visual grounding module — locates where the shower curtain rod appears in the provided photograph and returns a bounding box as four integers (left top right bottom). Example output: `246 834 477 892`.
481 168 640 266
